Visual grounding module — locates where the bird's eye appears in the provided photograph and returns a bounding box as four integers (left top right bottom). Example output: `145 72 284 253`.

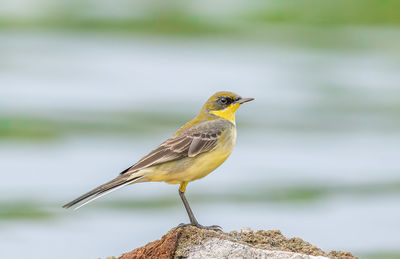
219 97 228 105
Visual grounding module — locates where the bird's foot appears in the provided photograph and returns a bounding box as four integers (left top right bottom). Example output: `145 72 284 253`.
175 223 222 231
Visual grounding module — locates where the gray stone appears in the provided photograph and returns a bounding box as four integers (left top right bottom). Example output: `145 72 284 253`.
186 238 330 259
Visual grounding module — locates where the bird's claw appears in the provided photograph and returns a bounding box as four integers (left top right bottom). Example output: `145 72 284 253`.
175 223 222 231
199 224 222 231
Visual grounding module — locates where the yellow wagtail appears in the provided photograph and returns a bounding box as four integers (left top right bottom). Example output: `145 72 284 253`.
63 91 254 229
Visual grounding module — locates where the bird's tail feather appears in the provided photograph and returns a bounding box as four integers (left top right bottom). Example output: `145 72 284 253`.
62 175 143 210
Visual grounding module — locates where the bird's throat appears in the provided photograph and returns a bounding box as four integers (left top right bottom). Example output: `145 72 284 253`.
209 103 240 123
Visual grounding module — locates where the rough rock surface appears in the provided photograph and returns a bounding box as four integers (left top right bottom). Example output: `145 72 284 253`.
113 226 358 259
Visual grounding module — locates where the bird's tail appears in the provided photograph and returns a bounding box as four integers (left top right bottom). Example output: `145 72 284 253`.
62 174 143 210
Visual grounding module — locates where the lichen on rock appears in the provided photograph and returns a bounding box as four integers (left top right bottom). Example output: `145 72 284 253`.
113 226 358 259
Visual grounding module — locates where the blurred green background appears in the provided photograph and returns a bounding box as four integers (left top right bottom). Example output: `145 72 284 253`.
1 0 400 258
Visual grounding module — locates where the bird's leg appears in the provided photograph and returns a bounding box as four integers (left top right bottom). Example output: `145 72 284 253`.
176 182 221 231
179 185 199 226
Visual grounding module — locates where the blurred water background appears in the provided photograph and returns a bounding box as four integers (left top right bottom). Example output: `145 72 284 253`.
1 0 400 258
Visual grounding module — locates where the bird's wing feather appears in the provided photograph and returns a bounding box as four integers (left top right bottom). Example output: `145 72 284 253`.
188 135 218 157
120 120 224 175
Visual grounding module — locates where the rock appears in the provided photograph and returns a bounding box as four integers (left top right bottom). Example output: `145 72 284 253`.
240 227 253 234
115 226 358 259
119 229 180 259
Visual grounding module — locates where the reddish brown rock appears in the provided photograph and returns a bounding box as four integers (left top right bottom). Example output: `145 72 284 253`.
114 226 357 259
119 229 181 259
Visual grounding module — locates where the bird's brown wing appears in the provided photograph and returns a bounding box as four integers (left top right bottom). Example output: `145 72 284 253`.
120 120 226 175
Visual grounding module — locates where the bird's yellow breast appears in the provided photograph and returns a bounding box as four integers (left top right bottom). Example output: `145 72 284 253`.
142 124 236 184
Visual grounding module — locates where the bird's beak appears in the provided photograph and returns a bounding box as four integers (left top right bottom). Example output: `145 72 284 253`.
236 97 255 104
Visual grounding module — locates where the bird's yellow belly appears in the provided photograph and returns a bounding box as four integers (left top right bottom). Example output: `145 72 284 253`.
168 147 232 183
142 127 236 184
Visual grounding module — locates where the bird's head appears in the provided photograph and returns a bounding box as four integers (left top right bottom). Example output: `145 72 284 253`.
201 91 254 123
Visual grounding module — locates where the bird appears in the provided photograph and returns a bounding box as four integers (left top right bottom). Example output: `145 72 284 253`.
63 91 254 230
